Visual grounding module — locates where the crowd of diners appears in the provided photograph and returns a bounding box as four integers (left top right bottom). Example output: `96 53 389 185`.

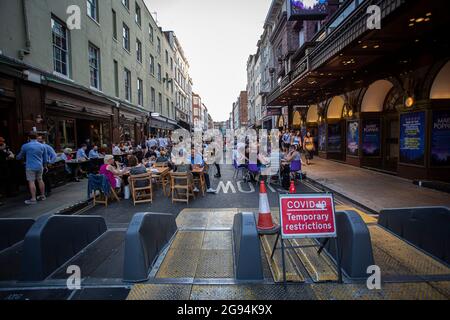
0 132 221 206
0 129 317 206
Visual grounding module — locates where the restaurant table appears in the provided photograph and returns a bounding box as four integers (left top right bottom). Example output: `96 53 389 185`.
147 167 170 196
66 159 90 181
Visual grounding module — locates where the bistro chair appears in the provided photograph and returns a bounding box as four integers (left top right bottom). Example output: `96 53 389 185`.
170 172 195 204
89 174 121 208
192 168 207 197
233 159 246 180
290 160 303 182
129 172 153 206
152 166 170 197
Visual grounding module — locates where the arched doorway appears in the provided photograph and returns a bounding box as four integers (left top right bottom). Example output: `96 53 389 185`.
292 111 302 129
277 115 285 129
429 61 450 173
430 60 450 99
306 105 319 153
326 96 345 159
360 79 398 172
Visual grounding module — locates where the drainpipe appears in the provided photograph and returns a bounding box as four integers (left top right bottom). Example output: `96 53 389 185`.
19 0 31 59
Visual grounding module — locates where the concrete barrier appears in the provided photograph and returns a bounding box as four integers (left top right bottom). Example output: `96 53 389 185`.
321 210 375 279
233 212 264 281
0 219 35 252
379 207 450 264
123 212 177 283
20 215 107 281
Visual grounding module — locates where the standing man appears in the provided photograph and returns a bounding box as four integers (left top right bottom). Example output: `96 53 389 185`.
16 132 48 205
37 135 57 197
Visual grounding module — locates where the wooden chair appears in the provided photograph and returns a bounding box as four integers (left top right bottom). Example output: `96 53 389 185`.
92 186 121 207
170 172 195 204
129 172 153 206
153 163 170 196
192 169 207 196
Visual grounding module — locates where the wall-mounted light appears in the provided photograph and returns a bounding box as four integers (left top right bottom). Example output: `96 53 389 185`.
405 96 415 108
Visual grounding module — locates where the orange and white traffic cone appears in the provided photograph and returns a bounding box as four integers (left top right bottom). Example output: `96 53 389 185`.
257 180 279 234
289 181 296 194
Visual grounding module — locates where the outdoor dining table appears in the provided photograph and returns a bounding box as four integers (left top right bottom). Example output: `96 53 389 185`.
65 158 90 181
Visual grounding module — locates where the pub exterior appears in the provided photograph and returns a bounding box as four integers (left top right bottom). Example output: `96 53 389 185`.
267 0 450 182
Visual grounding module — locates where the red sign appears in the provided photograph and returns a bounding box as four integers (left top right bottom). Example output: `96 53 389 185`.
279 194 337 239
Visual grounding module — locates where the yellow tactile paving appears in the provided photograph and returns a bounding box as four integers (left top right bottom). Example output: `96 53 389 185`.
335 205 378 223
290 238 338 282
260 233 305 283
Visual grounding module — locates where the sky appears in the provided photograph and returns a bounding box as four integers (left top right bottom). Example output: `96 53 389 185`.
144 0 273 122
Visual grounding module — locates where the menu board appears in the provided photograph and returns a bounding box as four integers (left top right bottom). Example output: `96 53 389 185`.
431 110 450 167
400 111 426 165
347 121 359 156
362 119 381 157
318 123 326 152
327 123 342 153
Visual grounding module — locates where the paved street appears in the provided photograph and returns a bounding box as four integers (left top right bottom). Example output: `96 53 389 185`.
0 180 89 219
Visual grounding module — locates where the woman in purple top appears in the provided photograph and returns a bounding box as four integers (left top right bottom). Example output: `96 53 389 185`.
99 155 128 189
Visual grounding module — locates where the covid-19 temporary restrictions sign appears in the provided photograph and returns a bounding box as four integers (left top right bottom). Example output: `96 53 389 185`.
279 194 337 239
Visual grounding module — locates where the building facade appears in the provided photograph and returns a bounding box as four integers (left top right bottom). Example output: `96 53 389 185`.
232 91 248 130
192 92 202 131
166 31 192 131
0 0 191 152
259 0 450 182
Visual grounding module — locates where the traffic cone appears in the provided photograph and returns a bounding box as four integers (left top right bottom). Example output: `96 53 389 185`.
257 181 279 234
289 181 296 194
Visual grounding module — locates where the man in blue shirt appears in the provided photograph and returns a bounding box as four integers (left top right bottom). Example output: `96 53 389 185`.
77 144 89 160
88 145 100 159
38 135 57 197
191 148 216 194
16 132 48 205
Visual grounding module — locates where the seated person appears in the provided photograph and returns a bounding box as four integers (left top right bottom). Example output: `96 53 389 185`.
156 150 170 163
282 145 302 168
127 155 149 188
144 146 158 159
191 148 216 194
76 144 89 161
61 148 75 178
88 145 101 159
112 144 122 155
99 155 128 190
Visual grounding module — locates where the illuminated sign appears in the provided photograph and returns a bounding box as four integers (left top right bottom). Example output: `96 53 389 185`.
287 0 328 21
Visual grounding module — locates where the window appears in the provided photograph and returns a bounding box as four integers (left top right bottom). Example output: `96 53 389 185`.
149 24 154 43
122 0 129 10
135 3 141 26
165 73 169 90
166 98 170 116
170 58 173 71
52 16 70 76
137 78 143 106
112 10 117 39
157 64 161 82
123 23 130 51
149 55 155 75
88 43 100 89
124 68 131 101
158 93 162 113
136 39 142 63
87 0 98 22
157 37 161 54
151 87 156 110
165 50 169 64
113 60 119 97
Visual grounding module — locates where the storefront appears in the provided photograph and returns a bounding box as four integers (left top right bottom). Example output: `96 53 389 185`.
45 88 115 152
